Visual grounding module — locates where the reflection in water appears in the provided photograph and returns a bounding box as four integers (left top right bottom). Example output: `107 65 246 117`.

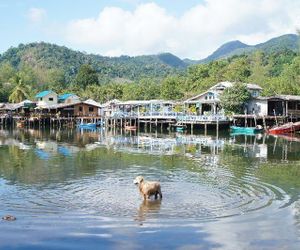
135 199 162 223
0 128 300 249
2 128 300 162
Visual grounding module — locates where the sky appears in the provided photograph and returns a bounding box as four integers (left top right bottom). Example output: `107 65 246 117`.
0 0 299 59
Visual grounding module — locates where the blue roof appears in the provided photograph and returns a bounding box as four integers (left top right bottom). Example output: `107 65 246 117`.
35 90 54 98
58 93 75 101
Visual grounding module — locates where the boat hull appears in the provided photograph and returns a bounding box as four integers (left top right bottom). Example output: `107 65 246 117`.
230 126 262 134
268 122 300 135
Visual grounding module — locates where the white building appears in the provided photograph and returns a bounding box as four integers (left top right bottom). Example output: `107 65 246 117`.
246 97 268 116
35 90 58 107
184 81 263 115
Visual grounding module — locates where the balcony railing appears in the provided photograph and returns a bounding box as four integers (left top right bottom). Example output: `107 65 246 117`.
109 111 228 122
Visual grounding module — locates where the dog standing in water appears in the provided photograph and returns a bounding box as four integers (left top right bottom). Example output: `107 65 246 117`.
133 176 162 200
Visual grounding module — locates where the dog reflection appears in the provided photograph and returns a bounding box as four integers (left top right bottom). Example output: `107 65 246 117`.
135 199 161 223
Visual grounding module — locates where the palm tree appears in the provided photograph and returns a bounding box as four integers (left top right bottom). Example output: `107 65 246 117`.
8 80 30 103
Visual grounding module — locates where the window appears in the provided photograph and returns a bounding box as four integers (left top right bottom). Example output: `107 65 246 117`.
39 98 42 101
79 106 83 112
49 97 54 101
252 91 259 97
89 107 94 112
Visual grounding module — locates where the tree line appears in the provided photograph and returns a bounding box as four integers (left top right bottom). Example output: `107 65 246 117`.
0 47 299 107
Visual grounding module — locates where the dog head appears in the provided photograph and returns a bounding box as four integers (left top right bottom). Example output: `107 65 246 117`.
133 176 144 185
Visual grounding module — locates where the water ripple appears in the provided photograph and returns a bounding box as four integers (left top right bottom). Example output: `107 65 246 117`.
0 163 291 223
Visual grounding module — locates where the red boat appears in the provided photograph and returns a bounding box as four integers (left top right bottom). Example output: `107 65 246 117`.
268 121 300 135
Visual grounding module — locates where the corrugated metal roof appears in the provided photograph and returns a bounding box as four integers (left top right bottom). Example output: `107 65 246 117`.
209 81 233 90
113 99 174 106
0 100 36 110
274 95 300 101
58 93 77 100
35 90 55 98
84 99 103 108
252 95 300 101
246 83 263 90
37 100 103 110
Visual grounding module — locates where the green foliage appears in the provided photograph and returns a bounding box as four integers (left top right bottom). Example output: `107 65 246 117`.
188 105 197 114
220 83 251 114
0 62 16 83
185 60 227 96
161 76 184 100
0 41 300 103
223 57 251 82
9 80 30 103
45 69 66 92
173 104 183 112
75 64 99 89
122 79 160 100
0 82 14 102
0 42 183 84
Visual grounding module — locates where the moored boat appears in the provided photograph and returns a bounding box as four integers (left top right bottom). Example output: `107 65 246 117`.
78 123 97 129
175 125 187 132
268 121 300 135
230 125 263 134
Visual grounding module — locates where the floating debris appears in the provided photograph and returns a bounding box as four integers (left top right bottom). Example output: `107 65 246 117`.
2 215 16 221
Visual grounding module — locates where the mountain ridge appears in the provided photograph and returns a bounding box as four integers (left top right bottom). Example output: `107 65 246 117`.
0 42 188 82
194 33 299 64
0 33 298 82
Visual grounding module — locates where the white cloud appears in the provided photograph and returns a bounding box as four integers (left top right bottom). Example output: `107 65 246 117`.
64 0 300 59
27 8 46 23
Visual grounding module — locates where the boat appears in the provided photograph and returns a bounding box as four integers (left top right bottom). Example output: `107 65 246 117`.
175 125 187 132
230 125 263 135
268 121 300 135
78 123 97 129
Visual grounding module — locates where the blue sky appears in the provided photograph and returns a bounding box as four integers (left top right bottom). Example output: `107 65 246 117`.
0 0 299 59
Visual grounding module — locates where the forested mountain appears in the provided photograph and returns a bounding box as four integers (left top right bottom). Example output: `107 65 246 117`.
0 42 186 83
200 40 250 63
0 34 299 104
188 34 299 64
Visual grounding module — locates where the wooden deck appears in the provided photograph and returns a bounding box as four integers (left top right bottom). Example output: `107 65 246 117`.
108 111 229 125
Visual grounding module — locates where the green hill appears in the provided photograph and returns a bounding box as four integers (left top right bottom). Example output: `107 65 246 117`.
187 34 299 64
0 42 186 83
201 40 250 63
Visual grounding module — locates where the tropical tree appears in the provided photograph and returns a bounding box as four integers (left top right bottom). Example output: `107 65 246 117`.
75 64 99 89
161 76 184 100
0 62 16 83
9 80 30 103
219 83 251 114
223 57 251 82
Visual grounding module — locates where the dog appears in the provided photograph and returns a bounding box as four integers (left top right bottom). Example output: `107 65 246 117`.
133 176 162 200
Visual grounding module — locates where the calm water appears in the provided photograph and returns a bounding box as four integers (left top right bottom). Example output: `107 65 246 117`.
0 128 300 249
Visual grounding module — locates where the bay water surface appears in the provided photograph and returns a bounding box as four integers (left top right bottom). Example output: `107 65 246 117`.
0 128 300 249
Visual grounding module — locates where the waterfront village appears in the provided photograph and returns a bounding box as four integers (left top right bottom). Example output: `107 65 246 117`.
1 81 300 131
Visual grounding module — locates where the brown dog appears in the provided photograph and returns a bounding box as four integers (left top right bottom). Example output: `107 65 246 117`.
133 176 162 200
